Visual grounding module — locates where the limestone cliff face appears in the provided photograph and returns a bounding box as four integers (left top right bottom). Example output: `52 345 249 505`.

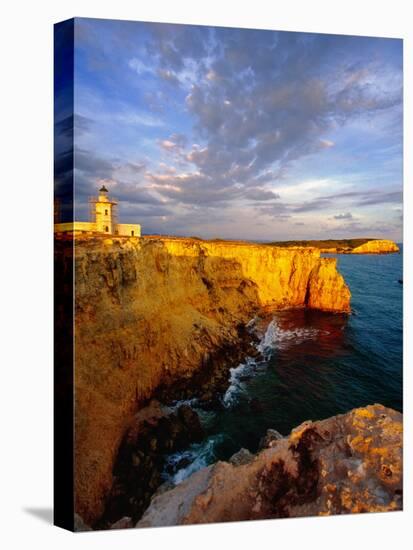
306 257 351 312
66 236 351 524
138 404 402 527
351 239 399 254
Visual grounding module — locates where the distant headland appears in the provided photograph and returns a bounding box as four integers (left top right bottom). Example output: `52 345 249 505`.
266 238 399 254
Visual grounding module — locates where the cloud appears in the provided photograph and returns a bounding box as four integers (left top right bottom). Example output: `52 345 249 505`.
115 112 164 127
75 148 114 178
253 186 402 220
125 162 146 173
319 139 335 148
244 188 281 201
292 198 331 213
320 189 402 208
157 68 180 85
146 23 209 72
256 203 291 218
333 212 353 220
159 140 176 150
357 190 402 206
146 171 241 205
158 133 188 152
331 220 400 237
119 203 172 218
70 147 164 223
72 20 402 239
139 27 402 215
129 58 154 75
109 182 165 206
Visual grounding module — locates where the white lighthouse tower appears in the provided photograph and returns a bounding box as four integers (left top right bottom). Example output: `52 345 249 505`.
54 184 141 236
93 185 117 234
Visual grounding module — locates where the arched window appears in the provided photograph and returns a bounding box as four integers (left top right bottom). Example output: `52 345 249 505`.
105 209 108 216
105 226 109 232
131 230 134 236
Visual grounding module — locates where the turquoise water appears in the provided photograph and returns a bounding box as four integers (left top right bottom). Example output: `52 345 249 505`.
164 248 403 483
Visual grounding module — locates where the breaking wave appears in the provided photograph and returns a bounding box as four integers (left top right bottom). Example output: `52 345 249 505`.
223 318 319 407
164 316 321 483
222 357 264 407
258 319 320 353
163 434 224 485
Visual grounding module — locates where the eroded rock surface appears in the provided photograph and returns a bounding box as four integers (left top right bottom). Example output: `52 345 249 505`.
138 404 402 527
55 236 351 524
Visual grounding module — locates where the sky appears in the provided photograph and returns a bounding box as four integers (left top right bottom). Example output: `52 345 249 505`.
58 18 403 241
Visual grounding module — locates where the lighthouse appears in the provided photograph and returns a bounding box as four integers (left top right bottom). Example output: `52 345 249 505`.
94 185 117 234
54 184 141 237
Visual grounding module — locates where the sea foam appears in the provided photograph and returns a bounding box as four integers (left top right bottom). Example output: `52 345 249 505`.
164 434 223 485
164 316 321 483
223 318 319 407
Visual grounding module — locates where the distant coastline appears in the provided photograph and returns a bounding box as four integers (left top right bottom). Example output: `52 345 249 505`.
138 235 400 254
265 238 399 254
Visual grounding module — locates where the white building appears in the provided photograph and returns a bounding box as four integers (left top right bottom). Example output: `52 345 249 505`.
54 185 141 237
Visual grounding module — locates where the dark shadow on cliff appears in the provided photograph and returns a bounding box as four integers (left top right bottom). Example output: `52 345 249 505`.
23 507 53 524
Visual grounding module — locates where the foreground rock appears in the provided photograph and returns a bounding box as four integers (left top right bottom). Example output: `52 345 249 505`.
55 236 351 523
137 404 402 527
96 400 204 528
351 239 400 254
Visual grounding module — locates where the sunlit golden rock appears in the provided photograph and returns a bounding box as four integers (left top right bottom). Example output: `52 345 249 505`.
138 404 402 527
351 239 399 254
306 257 351 313
55 236 351 524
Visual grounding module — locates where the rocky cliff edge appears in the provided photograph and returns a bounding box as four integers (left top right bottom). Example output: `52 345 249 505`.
55 236 351 523
138 404 402 527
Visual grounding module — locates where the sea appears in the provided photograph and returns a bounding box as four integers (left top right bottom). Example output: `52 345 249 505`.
163 246 403 485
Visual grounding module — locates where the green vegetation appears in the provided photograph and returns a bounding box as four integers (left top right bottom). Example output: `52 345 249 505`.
266 238 376 250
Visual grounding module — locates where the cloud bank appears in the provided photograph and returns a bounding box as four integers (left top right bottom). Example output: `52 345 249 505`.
54 19 403 240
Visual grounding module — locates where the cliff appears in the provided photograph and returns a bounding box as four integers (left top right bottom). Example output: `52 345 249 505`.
268 238 399 254
138 404 402 527
351 239 400 254
59 236 351 524
306 258 351 312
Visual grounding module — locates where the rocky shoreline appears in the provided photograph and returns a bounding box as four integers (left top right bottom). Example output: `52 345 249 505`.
76 402 403 530
137 404 403 527
68 236 352 525
152 322 261 407
96 402 205 528
75 316 263 527
96 319 264 528
92 309 355 529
